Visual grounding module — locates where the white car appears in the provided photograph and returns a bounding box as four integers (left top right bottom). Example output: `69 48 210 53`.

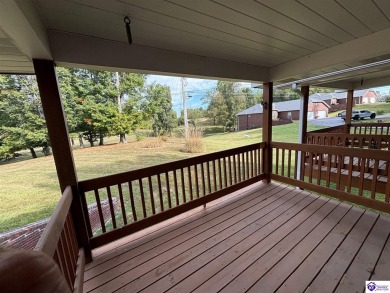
340 110 376 121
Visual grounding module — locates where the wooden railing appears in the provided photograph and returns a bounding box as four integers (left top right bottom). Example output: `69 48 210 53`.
350 123 390 135
306 133 390 150
78 143 265 248
271 142 390 213
35 186 85 293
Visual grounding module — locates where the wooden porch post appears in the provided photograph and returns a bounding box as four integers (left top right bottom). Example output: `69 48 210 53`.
299 86 310 144
262 82 273 183
345 89 353 133
33 59 92 261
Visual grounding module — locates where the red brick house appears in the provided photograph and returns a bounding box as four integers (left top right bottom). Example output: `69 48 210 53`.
237 100 300 130
237 99 331 130
309 89 378 112
307 99 330 119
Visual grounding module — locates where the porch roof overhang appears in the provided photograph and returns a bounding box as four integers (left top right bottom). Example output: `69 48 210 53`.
1 0 390 89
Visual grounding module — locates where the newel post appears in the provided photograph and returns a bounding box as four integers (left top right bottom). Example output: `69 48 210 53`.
262 82 273 183
33 59 92 261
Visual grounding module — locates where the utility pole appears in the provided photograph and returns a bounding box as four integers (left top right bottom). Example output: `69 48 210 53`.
181 77 189 137
116 72 126 143
115 72 122 114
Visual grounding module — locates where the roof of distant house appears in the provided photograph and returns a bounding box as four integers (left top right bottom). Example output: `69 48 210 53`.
309 89 375 101
237 98 328 115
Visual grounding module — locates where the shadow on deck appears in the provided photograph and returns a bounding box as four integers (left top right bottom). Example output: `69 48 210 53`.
83 182 390 293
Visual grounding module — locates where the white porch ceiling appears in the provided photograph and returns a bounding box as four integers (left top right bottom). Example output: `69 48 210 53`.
0 0 390 88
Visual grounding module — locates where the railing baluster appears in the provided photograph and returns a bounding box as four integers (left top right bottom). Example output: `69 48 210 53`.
228 156 233 186
94 189 106 233
237 154 241 182
308 152 314 183
325 154 331 188
317 153 323 185
371 159 379 199
106 186 117 229
294 150 298 179
201 163 206 195
336 155 343 191
117 184 127 225
62 224 75 275
57 238 72 289
275 148 279 175
259 148 263 174
251 150 254 178
218 159 223 189
148 177 156 215
242 152 246 180
287 149 291 178
246 151 249 179
165 172 172 209
128 181 137 222
212 160 217 192
157 174 164 212
195 165 200 198
188 166 193 201
253 150 257 176
281 149 285 177
173 170 179 206
223 157 228 186
139 179 147 218
358 158 366 196
180 168 186 203
346 156 353 193
207 161 212 193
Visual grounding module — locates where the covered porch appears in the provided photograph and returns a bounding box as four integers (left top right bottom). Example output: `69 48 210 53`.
1 1 390 292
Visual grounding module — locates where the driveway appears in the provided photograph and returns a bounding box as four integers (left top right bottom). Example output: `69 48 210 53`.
309 113 390 127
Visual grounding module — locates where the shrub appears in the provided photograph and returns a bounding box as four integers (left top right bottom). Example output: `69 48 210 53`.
183 127 204 153
135 132 144 141
386 96 390 103
377 110 384 115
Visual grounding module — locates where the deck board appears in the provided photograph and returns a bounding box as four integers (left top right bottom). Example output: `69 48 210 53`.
83 182 390 293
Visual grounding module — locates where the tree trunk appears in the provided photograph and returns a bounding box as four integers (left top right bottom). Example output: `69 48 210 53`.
78 134 84 148
99 133 104 145
29 147 37 158
119 133 127 143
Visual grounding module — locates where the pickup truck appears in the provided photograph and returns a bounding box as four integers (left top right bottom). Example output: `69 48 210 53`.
339 110 376 121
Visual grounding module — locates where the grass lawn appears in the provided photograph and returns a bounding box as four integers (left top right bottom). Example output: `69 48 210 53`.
0 120 337 233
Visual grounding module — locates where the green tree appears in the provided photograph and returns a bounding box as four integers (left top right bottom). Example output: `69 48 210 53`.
0 75 49 159
115 72 147 143
144 84 177 136
204 81 246 130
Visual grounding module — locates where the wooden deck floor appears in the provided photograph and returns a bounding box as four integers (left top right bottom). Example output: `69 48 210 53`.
83 182 390 293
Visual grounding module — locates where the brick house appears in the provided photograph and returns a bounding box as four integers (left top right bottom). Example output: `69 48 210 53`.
309 89 378 112
237 99 331 130
237 99 301 131
307 99 331 119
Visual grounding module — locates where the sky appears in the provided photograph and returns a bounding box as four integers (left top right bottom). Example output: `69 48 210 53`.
146 75 253 114
146 74 390 115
